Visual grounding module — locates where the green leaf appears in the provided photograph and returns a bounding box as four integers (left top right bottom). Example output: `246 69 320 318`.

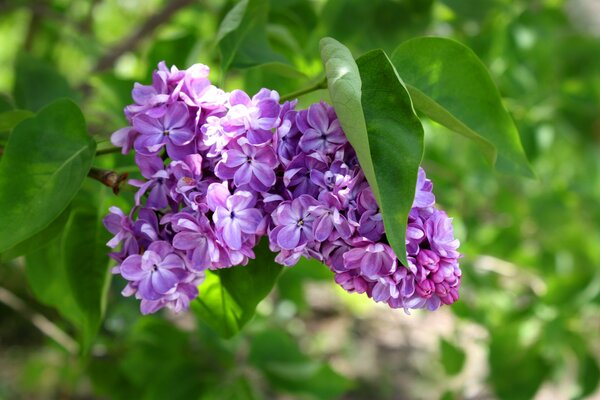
319 37 380 202
1 205 70 262
489 325 549 400
192 239 283 338
249 330 351 399
355 49 424 266
0 110 35 132
391 37 534 177
25 231 83 332
13 54 78 112
440 338 466 375
577 353 600 399
61 204 112 352
0 94 13 113
0 99 96 252
217 0 286 72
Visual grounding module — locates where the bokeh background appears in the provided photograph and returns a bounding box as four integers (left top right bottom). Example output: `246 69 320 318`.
1 0 600 399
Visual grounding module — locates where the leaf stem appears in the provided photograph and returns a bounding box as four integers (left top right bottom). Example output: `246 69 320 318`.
280 78 327 102
0 286 78 355
87 167 129 195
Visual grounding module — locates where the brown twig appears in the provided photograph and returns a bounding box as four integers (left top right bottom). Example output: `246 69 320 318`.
87 167 129 195
0 286 78 354
91 0 196 74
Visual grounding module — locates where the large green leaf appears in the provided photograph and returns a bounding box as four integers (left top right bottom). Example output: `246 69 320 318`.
25 189 114 353
249 330 351 399
192 239 283 338
391 37 534 177
25 230 83 332
217 0 286 72
0 99 95 252
319 37 380 202
356 50 424 266
1 205 71 262
0 110 34 132
61 203 112 352
13 53 78 112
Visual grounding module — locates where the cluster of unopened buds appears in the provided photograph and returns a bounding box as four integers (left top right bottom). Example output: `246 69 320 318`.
104 62 462 315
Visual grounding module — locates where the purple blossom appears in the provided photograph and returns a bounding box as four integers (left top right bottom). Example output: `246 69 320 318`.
297 102 346 154
133 102 194 157
222 89 280 145
269 195 320 250
119 241 187 301
215 139 278 192
106 61 463 315
208 184 263 250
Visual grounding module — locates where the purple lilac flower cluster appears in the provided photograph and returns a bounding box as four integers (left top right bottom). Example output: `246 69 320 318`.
104 62 462 315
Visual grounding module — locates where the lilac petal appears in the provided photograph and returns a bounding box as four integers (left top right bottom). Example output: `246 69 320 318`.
207 182 230 210
132 83 156 104
233 162 253 186
252 164 276 188
164 102 188 128
277 225 301 250
120 255 145 281
168 127 194 146
173 231 201 250
229 90 251 106
247 129 273 145
228 191 254 211
133 114 163 136
138 277 161 300
135 133 165 155
314 215 333 242
235 208 262 234
222 219 242 250
224 149 249 167
152 269 179 294
307 103 329 132
147 183 168 209
147 241 173 259
159 254 184 270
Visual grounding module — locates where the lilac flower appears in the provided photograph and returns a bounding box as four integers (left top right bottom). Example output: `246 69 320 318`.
208 184 263 250
413 167 435 208
171 212 218 271
269 195 320 250
356 187 385 242
342 243 397 279
129 155 172 209
106 62 463 315
311 192 352 242
119 241 187 301
133 102 194 157
283 153 328 198
425 210 460 259
297 102 346 154
222 89 280 145
103 206 138 261
215 139 278 192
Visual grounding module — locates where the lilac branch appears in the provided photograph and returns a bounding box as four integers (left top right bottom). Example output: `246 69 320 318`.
87 167 129 195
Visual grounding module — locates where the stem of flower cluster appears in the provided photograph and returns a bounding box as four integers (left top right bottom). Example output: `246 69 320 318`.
87 167 129 195
280 78 328 102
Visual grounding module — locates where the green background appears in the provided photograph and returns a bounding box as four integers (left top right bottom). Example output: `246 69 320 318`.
0 0 599 399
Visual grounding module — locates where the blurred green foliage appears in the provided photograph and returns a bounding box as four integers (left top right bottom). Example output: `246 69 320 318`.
0 0 599 399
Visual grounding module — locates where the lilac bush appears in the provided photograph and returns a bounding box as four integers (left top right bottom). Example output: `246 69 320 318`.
105 62 462 315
